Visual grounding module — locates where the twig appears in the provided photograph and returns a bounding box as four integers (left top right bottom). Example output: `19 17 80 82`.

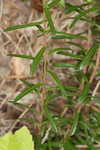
0 84 19 109
0 75 34 80
76 143 100 148
0 27 20 53
41 126 51 144
9 101 34 131
92 80 100 99
0 0 3 21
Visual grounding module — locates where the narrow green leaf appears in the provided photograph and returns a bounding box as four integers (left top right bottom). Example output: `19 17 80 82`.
77 84 90 105
20 80 43 93
36 25 44 32
64 85 78 91
4 21 43 32
10 102 35 113
53 63 77 68
71 84 90 134
52 32 86 40
19 118 36 124
70 6 100 28
48 0 61 9
96 70 100 76
86 7 100 14
7 54 34 60
44 7 56 32
66 3 99 29
64 137 76 150
45 93 60 105
75 71 88 82
71 112 80 135
13 83 43 103
70 15 86 28
58 0 65 8
48 70 67 99
45 107 57 132
49 48 72 54
79 44 99 69
67 41 86 53
65 2 89 14
30 47 45 75
47 141 63 148
57 51 83 60
20 80 34 87
79 16 100 28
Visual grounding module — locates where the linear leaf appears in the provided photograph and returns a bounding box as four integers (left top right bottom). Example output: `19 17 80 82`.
65 2 89 14
79 44 99 70
86 7 100 14
67 41 86 53
70 15 87 28
70 6 100 28
64 85 78 91
45 107 57 132
57 51 83 60
36 25 44 32
4 21 43 32
64 137 76 150
13 83 43 103
7 54 34 60
53 63 77 69
49 48 72 54
44 7 56 32
71 112 80 135
77 84 90 105
48 0 61 9
48 70 67 99
58 0 65 8
20 80 34 87
52 32 86 40
30 47 45 75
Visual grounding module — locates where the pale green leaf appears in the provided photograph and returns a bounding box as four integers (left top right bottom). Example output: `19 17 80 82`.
0 126 34 150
